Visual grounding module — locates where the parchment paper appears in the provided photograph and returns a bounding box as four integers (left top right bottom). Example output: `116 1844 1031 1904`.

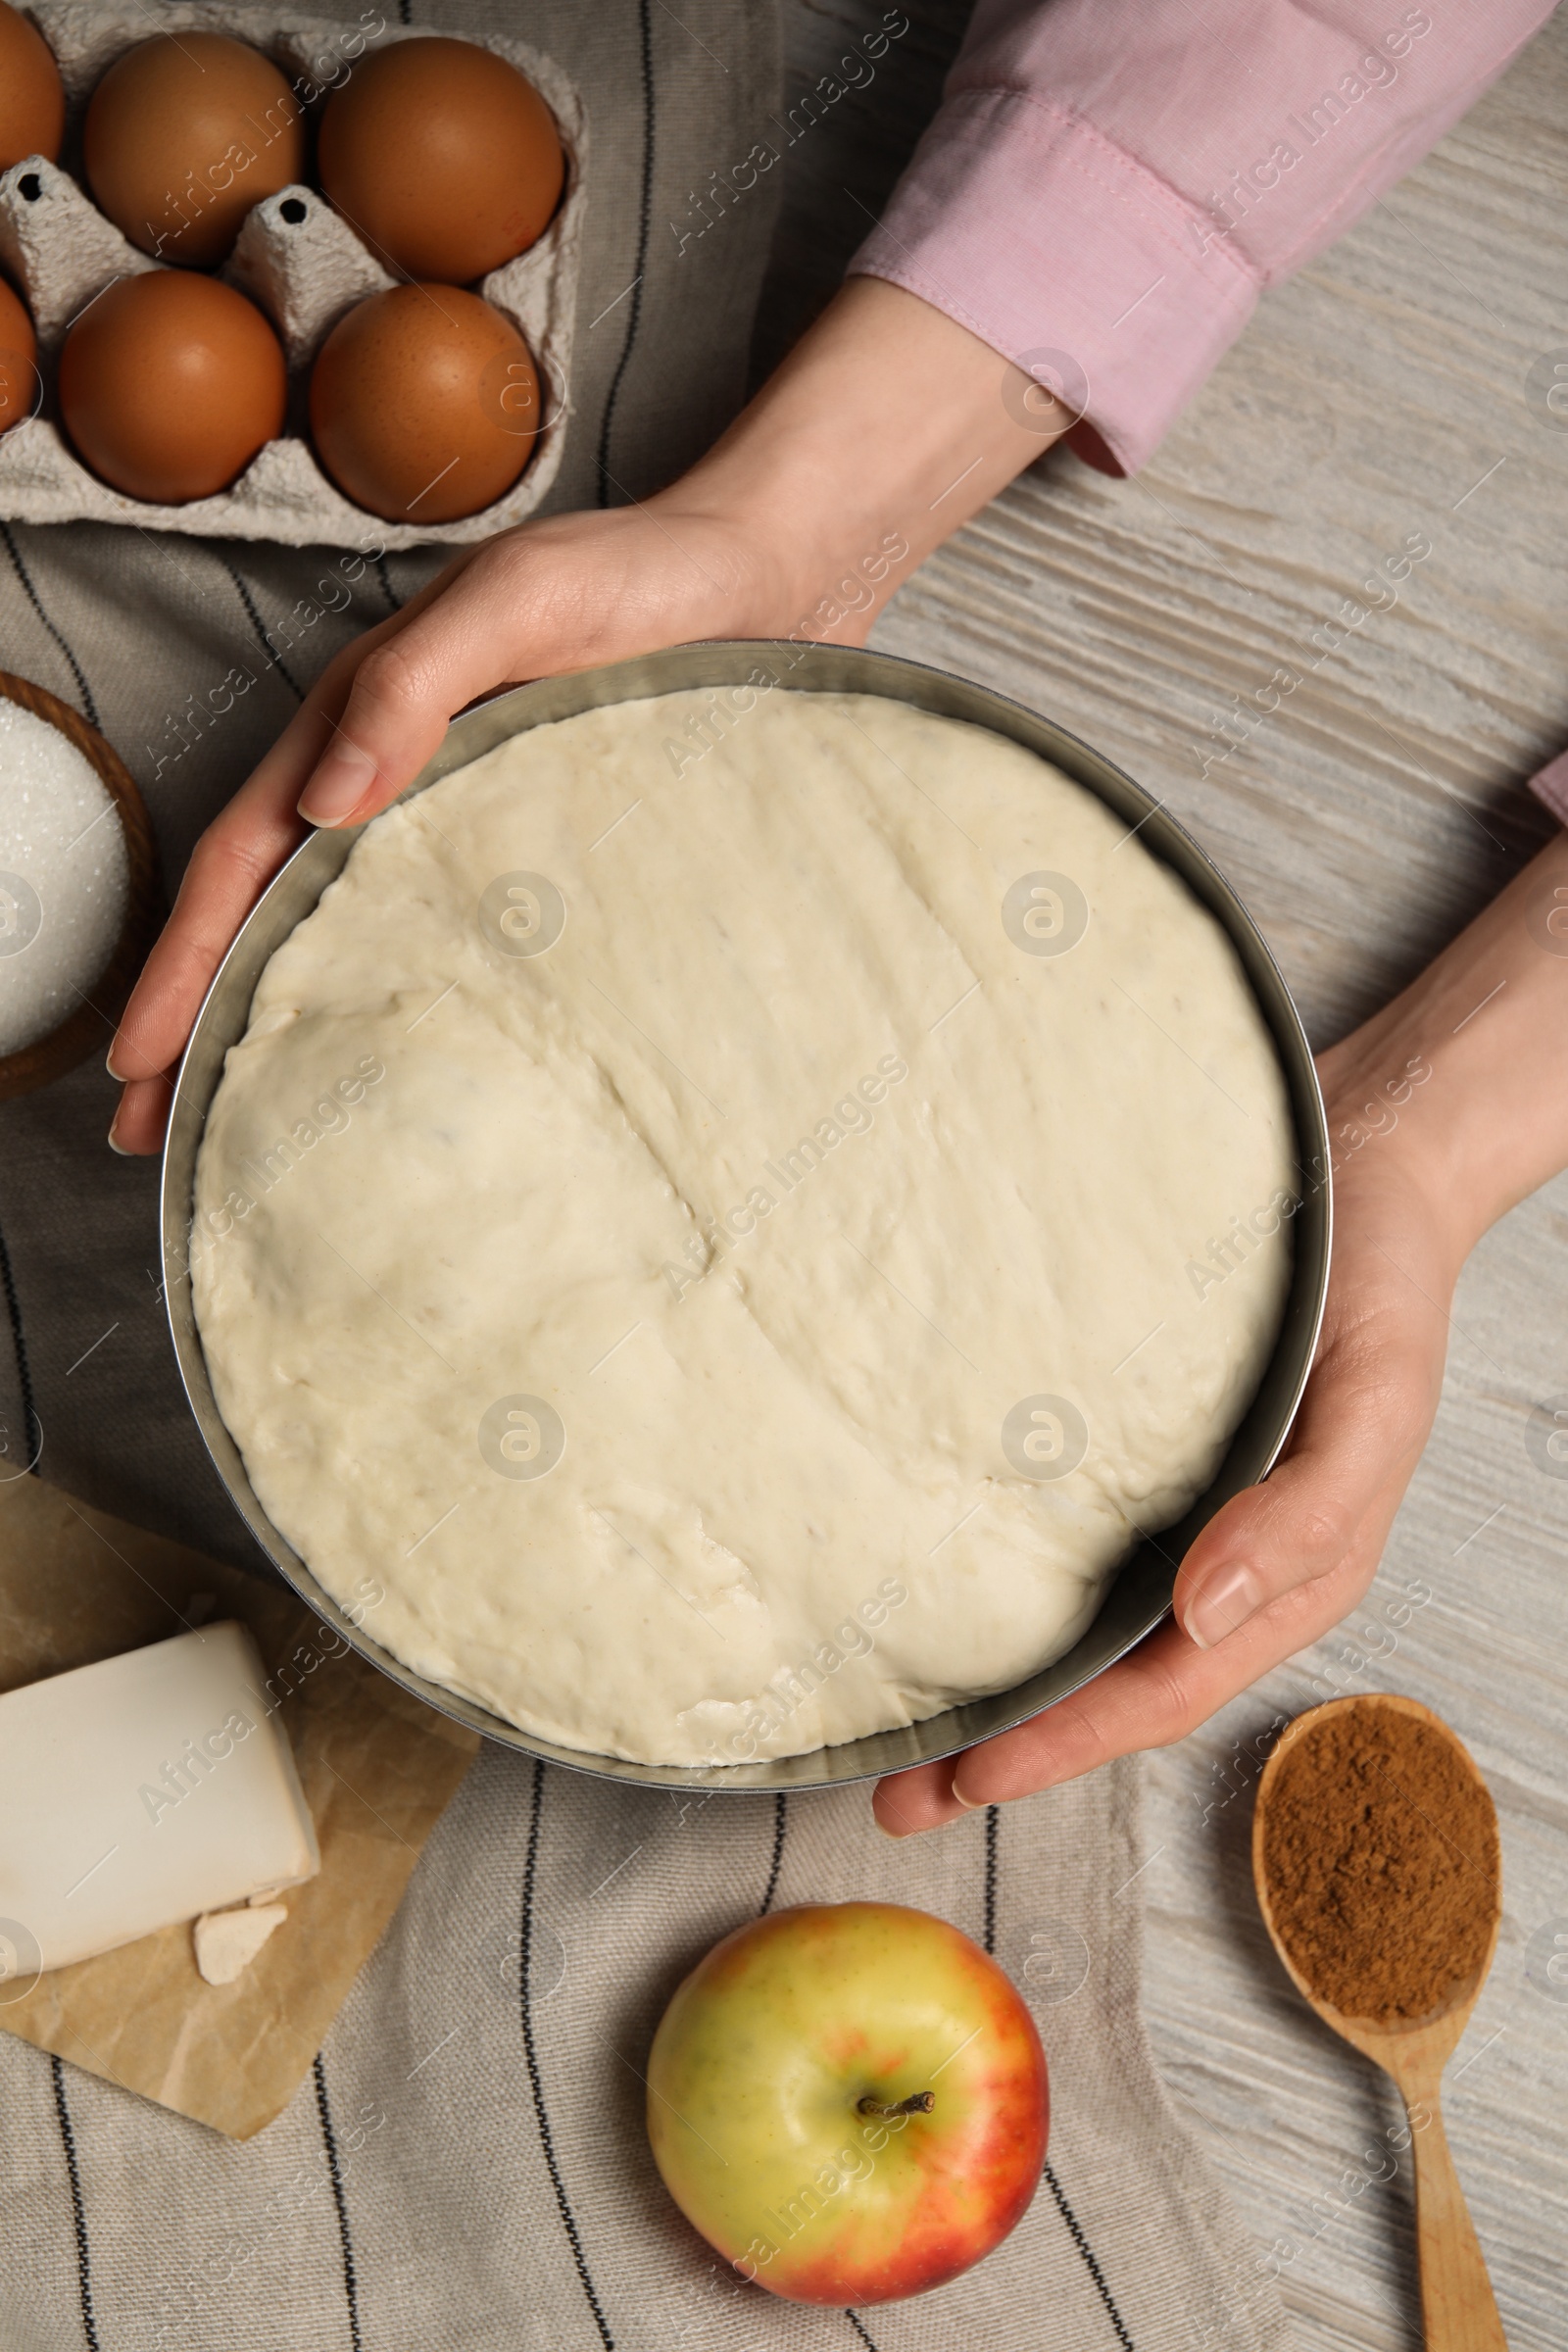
0 1469 477 2136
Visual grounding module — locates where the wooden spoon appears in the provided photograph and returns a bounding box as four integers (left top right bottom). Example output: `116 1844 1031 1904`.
1251 1693 1504 2351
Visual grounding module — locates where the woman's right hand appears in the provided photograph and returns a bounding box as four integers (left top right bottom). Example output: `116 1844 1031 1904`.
105 499 776 1152
105 277 1075 1152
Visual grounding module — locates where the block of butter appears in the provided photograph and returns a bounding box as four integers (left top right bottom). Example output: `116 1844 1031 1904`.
0 1622 320 1975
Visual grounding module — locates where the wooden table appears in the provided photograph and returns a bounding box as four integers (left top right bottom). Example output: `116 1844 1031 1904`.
769 8 1568 2346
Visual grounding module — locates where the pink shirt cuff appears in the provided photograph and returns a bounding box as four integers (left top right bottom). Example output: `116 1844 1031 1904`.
1530 750 1568 829
850 1 1553 476
850 90 1256 477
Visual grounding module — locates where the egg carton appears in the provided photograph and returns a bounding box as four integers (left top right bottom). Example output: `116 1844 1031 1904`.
0 1 584 548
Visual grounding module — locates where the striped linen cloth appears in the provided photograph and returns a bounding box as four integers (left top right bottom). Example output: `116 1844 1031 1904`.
0 1748 1292 2351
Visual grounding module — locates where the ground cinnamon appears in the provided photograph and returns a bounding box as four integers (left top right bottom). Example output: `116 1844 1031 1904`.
1260 1698 1499 2024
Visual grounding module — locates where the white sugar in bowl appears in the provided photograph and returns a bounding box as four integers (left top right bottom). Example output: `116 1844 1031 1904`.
0 671 157 1099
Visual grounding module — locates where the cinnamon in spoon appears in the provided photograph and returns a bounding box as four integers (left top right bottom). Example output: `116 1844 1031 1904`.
1253 1693 1505 2352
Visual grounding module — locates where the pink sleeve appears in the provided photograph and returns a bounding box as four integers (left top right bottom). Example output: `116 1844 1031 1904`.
1531 751 1568 828
850 0 1554 475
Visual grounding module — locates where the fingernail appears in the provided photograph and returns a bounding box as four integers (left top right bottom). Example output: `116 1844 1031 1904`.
298 740 378 827
951 1785 982 1811
1184 1561 1264 1650
106 1043 126 1081
107 1115 129 1155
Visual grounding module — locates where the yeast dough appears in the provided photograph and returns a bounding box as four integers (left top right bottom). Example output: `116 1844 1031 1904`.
192 688 1297 1765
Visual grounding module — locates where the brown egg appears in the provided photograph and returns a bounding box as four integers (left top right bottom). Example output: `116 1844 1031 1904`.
310 283 540 522
59 271 286 504
318 37 564 282
84 33 307 269
0 276 36 437
0 1 64 171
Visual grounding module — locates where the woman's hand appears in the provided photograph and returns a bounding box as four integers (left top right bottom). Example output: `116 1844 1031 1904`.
874 1106 1456 1834
106 279 1069 1152
874 827 1568 1834
105 503 772 1151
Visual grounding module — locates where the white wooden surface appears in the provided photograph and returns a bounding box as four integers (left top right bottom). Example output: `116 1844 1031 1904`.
768 7 1568 2347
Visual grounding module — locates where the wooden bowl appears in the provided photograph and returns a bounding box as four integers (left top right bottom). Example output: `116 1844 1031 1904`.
0 670 160 1102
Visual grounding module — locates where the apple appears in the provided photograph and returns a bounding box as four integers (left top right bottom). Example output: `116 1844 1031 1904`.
646 1899 1048 2304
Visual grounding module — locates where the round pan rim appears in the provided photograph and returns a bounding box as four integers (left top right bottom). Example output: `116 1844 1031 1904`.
161 641 1332 1791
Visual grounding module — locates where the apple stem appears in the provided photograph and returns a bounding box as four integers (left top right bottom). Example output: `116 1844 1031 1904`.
856 2091 935 2118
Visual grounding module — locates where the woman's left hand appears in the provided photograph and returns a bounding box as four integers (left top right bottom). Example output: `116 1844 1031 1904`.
870 763 1568 1826
876 813 1568 1833
872 1067 1460 1832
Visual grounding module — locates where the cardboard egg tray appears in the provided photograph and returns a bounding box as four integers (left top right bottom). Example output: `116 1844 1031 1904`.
0 1 584 548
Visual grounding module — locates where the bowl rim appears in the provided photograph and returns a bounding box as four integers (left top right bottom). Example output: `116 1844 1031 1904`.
161 640 1332 1790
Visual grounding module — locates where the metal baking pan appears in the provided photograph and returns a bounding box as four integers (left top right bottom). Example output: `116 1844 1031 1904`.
163 641 1331 1790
